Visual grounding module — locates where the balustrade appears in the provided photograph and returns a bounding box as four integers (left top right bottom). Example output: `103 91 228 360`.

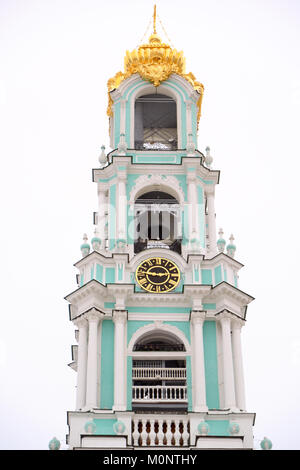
132 367 186 380
132 416 189 447
132 385 187 402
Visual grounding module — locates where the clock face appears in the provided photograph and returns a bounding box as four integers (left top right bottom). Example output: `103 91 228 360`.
135 257 180 293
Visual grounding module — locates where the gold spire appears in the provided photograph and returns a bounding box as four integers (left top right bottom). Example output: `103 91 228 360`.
153 4 157 34
107 7 204 125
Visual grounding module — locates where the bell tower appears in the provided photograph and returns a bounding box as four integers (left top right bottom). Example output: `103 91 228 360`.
65 6 255 450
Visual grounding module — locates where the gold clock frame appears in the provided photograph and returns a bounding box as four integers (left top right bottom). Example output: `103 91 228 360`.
135 257 181 293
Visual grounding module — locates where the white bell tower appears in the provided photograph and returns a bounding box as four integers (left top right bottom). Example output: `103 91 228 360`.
65 6 255 450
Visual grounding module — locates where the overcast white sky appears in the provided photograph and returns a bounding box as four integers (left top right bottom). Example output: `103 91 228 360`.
0 0 299 450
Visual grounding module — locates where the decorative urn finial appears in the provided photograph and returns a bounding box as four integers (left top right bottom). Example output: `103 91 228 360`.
99 145 107 167
260 437 273 450
48 437 61 450
91 227 101 252
227 234 236 258
205 146 213 168
217 228 226 253
80 233 90 257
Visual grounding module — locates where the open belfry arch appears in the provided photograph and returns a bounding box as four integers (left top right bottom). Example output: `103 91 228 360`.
65 6 255 450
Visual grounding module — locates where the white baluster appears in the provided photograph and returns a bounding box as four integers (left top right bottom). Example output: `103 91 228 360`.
157 419 164 446
141 419 148 446
174 419 181 446
182 420 189 446
132 419 140 446
149 419 156 446
165 420 172 446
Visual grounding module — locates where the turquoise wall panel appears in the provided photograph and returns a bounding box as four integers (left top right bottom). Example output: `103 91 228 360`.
201 269 212 285
214 265 222 285
100 320 114 409
93 418 117 435
206 420 230 436
203 321 220 409
127 320 153 345
197 185 205 249
164 321 191 343
113 101 121 148
105 267 116 284
96 264 103 283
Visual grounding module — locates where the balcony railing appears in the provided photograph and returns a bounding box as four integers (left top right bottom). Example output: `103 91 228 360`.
132 416 189 446
132 385 187 402
132 367 186 380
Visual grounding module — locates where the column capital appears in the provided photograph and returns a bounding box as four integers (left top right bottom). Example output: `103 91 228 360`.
73 316 88 329
190 310 206 325
217 310 234 323
231 317 245 329
113 309 128 324
85 308 104 323
204 186 215 197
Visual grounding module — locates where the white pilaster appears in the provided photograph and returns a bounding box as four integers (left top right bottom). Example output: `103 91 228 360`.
98 188 106 247
117 173 127 242
219 313 237 410
113 309 127 411
187 173 199 243
206 187 217 257
191 310 208 411
74 317 88 410
85 310 103 410
232 319 246 411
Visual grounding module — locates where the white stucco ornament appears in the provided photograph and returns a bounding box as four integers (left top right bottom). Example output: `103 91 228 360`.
113 420 126 434
84 421 97 434
80 233 90 257
99 145 108 167
228 422 240 435
197 421 210 435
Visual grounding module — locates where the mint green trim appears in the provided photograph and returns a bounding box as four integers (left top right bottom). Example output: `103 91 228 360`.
133 155 178 164
203 321 220 409
96 264 103 283
117 166 127 170
186 356 193 412
127 320 153 345
109 184 116 250
234 275 238 288
214 265 222 285
126 306 191 314
201 269 212 285
203 303 216 310
127 356 133 410
126 174 140 245
191 103 197 145
92 418 118 435
80 273 84 286
105 267 115 284
104 301 115 309
100 320 114 409
174 175 187 201
206 420 230 436
98 174 116 183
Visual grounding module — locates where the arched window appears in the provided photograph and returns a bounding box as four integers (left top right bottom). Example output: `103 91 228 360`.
132 331 187 410
134 94 177 150
134 190 181 254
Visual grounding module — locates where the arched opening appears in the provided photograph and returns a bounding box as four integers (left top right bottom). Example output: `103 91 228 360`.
134 93 177 150
131 331 187 411
134 190 182 255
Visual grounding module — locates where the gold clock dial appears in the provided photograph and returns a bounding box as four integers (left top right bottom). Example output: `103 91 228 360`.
135 257 180 293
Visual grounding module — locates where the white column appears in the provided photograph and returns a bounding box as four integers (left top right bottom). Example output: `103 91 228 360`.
74 317 88 410
191 311 208 411
85 310 103 410
117 173 127 242
98 188 106 247
232 320 246 411
187 173 198 242
220 314 237 410
206 188 217 257
113 309 127 411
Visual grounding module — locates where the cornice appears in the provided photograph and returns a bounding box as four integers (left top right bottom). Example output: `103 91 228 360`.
206 281 254 305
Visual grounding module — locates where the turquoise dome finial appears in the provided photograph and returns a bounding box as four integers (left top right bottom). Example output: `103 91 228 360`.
217 228 226 253
226 234 236 258
80 233 90 257
48 437 61 450
260 436 272 450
